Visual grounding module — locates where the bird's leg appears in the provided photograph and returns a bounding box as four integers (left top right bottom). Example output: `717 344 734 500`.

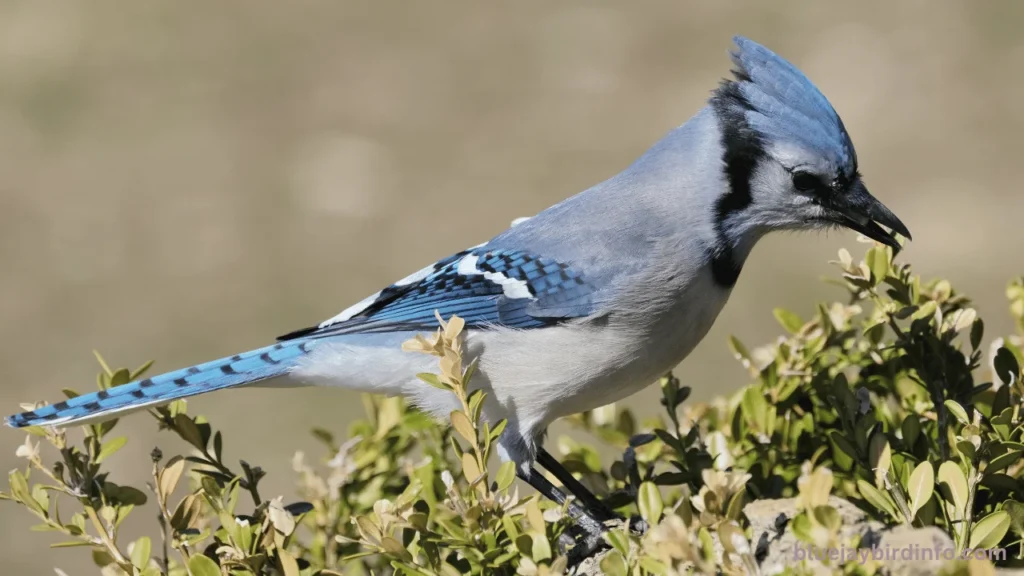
517 467 607 562
536 448 620 523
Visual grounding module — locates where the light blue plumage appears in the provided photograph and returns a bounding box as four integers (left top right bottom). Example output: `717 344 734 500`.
5 36 911 558
8 340 314 426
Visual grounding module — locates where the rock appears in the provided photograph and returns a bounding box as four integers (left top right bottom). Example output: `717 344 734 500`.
744 495 885 574
875 526 955 576
571 496 1024 575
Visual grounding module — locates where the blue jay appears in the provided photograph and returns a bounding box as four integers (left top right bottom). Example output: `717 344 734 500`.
6 36 909 551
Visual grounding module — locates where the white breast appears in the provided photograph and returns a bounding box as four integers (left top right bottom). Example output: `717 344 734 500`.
468 264 732 438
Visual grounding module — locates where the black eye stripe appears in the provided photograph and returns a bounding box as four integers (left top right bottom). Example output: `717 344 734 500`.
792 171 826 192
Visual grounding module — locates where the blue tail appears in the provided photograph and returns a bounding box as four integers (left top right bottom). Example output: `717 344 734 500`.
5 339 316 428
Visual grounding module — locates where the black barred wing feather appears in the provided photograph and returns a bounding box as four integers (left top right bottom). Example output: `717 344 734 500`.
279 248 596 339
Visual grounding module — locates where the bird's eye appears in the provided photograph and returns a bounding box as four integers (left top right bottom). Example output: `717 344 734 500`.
792 171 823 192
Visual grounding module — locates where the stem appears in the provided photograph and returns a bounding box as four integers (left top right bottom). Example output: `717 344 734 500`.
157 513 170 574
454 378 488 495
246 481 262 507
85 506 132 571
890 483 915 526
959 469 980 556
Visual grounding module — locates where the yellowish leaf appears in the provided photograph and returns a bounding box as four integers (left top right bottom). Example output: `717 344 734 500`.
938 461 969 520
461 452 481 482
159 456 187 502
450 411 476 444
907 461 934 520
526 498 545 532
279 547 300 576
637 482 663 525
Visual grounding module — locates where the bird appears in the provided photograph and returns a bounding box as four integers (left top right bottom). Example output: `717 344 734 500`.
7 35 910 555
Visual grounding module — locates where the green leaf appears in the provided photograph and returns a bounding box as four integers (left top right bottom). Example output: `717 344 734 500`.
531 530 551 562
109 368 131 387
727 336 753 371
812 505 841 532
514 534 533 557
790 513 814 544
92 350 113 376
906 461 934 520
374 397 402 439
987 450 1022 475
489 419 508 441
495 461 516 492
726 489 746 522
901 416 921 450
213 431 223 462
95 436 128 464
995 347 1021 386
944 400 970 426
1005 501 1024 537
857 479 899 521
130 536 151 569
416 373 450 390
970 510 1011 549
599 550 628 576
284 501 314 516
741 387 769 434
7 470 34 510
773 308 803 334
638 557 670 576
938 461 969 520
112 485 148 506
173 414 206 451
604 528 630 557
467 389 485 422
130 359 155 380
188 554 221 576
956 440 977 462
911 301 938 322
865 246 890 285
51 540 93 548
828 430 859 467
869 434 892 489
637 481 663 525
970 318 985 350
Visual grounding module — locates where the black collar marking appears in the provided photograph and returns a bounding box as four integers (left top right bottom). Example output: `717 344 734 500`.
708 82 767 289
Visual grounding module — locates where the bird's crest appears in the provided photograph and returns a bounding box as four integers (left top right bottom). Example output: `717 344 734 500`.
712 36 857 177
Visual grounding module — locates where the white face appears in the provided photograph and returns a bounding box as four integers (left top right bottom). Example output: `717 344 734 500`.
746 146 846 233
740 141 908 252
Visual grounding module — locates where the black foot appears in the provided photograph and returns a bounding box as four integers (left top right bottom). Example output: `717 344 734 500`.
565 525 608 567
536 448 620 523
520 451 649 567
517 466 606 535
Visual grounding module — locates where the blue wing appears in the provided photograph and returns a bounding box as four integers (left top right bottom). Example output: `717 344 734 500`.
279 246 597 340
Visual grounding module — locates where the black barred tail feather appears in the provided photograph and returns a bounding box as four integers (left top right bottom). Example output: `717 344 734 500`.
5 339 316 428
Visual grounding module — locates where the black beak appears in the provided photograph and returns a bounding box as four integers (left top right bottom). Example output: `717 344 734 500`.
833 181 912 253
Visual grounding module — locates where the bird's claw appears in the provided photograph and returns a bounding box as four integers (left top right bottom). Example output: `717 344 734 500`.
564 525 609 567
628 515 650 535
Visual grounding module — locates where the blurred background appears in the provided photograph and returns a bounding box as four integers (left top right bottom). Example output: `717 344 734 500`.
1 0 1022 571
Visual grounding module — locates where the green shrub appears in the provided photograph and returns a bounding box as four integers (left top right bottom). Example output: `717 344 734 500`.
4 241 1023 575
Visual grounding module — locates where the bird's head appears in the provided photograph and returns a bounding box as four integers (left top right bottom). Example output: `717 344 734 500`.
709 36 911 252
